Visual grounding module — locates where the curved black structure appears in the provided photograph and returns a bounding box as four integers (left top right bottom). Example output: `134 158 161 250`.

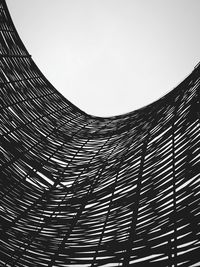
0 1 200 266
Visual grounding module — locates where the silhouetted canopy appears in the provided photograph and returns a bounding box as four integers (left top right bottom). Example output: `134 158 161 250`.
0 0 200 266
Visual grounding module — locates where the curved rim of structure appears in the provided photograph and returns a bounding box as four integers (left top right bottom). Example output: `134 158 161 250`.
4 0 200 120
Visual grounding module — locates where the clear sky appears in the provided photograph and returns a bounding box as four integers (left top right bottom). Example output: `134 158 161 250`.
6 0 200 117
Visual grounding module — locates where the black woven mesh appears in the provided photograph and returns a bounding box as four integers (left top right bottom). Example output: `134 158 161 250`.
0 1 200 266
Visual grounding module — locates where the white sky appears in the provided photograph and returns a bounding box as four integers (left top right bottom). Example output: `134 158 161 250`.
6 0 200 117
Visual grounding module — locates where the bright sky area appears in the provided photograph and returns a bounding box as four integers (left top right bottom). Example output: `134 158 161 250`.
6 0 200 117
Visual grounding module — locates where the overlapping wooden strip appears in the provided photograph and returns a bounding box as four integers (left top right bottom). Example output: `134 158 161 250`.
0 0 200 266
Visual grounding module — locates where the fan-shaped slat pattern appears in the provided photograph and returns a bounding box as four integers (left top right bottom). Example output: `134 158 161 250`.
0 1 200 266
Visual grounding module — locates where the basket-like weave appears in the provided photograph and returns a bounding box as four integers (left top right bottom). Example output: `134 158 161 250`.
0 1 200 266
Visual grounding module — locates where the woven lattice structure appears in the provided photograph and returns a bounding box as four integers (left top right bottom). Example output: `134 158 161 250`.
0 1 200 266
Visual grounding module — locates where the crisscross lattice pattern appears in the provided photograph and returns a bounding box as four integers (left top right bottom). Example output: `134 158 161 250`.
0 1 200 266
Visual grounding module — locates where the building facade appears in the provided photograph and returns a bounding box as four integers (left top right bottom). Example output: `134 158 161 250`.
0 0 200 266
